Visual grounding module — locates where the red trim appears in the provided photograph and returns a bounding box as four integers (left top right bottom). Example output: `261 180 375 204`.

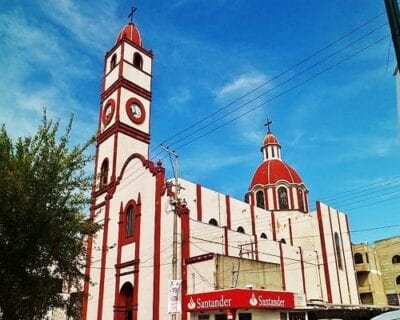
97 198 111 320
179 205 190 320
328 206 342 304
97 121 150 145
249 205 258 260
186 253 215 265
299 246 307 297
132 193 142 320
125 97 146 124
279 242 286 290
196 184 202 221
272 187 278 210
102 78 152 102
113 203 124 319
271 211 276 241
225 195 231 229
224 227 229 256
316 201 332 303
337 210 351 304
288 218 293 246
102 98 116 126
152 163 165 320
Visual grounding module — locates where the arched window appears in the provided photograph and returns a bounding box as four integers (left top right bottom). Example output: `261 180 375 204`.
209 218 218 226
354 252 363 264
256 190 265 209
396 275 400 285
126 206 134 238
237 226 245 234
334 232 343 270
298 189 304 211
99 158 109 188
280 238 286 244
278 187 289 210
110 53 117 70
118 282 133 320
260 233 267 239
392 255 400 264
133 52 143 69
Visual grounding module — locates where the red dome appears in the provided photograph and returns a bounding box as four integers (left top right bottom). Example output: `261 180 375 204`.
116 23 142 47
250 159 303 189
263 133 279 145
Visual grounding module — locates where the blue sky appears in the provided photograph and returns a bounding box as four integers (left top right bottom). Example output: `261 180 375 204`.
1 1 399 244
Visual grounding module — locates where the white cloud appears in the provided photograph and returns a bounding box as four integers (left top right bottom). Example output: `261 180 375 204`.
215 71 268 100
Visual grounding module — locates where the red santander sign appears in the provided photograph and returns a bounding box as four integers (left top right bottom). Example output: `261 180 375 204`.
183 289 295 312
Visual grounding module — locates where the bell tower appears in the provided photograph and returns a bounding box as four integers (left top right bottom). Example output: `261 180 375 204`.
95 18 153 190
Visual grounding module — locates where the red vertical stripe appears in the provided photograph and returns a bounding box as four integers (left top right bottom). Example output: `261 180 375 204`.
180 205 190 320
132 194 142 320
97 199 111 320
317 201 332 303
271 211 277 241
224 227 229 256
152 165 165 320
279 242 286 290
113 203 124 319
289 187 295 210
225 195 231 229
272 187 278 210
249 205 258 260
328 206 342 304
289 218 293 246
196 184 202 221
299 246 307 297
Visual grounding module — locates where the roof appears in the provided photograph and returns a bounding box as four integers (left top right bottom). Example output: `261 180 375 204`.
263 132 279 145
249 159 303 189
116 23 142 47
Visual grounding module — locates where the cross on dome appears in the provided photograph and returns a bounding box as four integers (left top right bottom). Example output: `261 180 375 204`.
128 6 137 23
264 117 272 134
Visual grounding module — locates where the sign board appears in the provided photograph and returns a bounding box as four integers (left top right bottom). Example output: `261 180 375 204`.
183 289 295 312
168 280 182 314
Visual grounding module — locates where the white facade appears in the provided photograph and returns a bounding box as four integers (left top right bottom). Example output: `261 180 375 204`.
83 21 360 320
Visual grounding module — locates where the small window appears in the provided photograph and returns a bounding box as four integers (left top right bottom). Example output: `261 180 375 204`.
335 232 343 270
365 252 369 263
256 190 265 209
110 54 117 70
209 218 218 226
272 147 275 157
280 238 286 244
237 226 245 234
244 193 249 204
126 206 134 238
133 52 143 69
100 158 109 188
278 187 289 210
392 255 400 264
354 252 363 264
396 275 400 285
260 233 267 239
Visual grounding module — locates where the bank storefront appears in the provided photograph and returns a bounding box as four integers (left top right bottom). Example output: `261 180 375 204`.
183 289 308 320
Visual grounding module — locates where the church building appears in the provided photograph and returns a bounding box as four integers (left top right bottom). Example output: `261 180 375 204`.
82 19 361 320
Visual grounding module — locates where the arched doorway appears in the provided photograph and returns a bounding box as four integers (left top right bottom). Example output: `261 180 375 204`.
116 282 134 320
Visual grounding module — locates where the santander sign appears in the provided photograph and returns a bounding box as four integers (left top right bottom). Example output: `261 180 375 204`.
183 289 294 312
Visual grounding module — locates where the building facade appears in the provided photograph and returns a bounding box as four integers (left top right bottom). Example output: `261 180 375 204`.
82 20 362 320
353 237 400 307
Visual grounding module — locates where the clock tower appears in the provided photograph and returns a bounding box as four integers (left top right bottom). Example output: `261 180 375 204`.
83 18 166 320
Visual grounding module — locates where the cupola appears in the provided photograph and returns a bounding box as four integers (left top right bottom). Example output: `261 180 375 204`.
246 120 309 213
116 22 142 47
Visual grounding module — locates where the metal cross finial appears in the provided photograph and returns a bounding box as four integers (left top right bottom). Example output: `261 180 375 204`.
128 6 137 23
264 117 272 133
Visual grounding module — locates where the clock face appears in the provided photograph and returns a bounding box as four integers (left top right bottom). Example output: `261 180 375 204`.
126 98 145 124
101 99 115 126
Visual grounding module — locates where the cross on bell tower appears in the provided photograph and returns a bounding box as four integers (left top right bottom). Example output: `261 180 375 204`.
128 6 137 23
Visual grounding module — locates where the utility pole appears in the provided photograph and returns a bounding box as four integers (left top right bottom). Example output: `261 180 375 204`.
385 0 400 66
161 145 181 320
